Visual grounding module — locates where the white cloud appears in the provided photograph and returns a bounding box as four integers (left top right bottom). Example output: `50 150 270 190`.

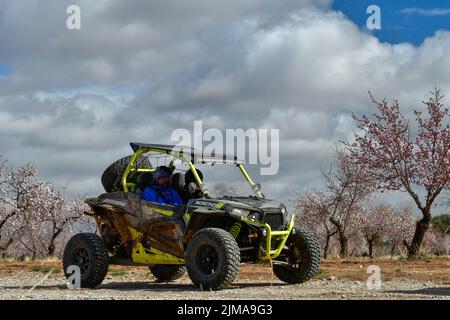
0 1 449 213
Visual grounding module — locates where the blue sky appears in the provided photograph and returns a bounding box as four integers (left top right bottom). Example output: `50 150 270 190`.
0 64 11 77
332 0 450 45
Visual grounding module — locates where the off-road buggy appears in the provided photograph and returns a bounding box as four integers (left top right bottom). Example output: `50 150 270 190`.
63 143 320 290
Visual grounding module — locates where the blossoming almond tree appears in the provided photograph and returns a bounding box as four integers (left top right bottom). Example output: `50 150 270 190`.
26 181 66 257
296 189 337 258
0 155 90 259
2 162 41 258
0 159 38 257
358 204 415 257
359 204 391 258
322 150 375 257
0 156 15 257
384 207 416 255
346 88 450 258
13 174 89 258
43 195 93 256
297 150 374 257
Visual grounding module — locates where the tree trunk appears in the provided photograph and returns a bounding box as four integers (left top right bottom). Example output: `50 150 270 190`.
329 218 348 258
407 210 431 259
2 238 13 256
323 234 331 259
368 239 374 259
47 236 58 257
390 244 396 256
48 243 56 256
339 235 348 258
47 227 63 257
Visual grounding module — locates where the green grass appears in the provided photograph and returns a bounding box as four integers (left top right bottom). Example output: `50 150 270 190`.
0 256 61 263
315 268 328 278
110 269 128 277
395 256 408 262
31 266 61 274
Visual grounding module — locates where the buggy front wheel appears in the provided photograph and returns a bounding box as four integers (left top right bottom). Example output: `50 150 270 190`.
272 227 321 284
186 228 240 290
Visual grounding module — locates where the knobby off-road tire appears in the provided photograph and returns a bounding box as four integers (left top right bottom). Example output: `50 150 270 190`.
273 227 321 284
186 228 240 290
149 265 186 282
63 233 109 288
101 155 152 192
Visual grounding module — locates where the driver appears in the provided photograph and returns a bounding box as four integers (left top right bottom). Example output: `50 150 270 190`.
141 166 183 207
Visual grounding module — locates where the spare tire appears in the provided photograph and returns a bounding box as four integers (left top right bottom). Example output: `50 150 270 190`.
101 155 152 192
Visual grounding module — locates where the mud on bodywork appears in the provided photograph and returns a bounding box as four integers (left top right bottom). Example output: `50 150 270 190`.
86 192 186 259
85 193 292 263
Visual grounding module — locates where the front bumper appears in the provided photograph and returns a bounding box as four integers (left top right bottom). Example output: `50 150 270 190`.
240 214 295 260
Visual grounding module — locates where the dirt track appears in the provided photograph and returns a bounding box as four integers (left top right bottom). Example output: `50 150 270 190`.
0 258 448 300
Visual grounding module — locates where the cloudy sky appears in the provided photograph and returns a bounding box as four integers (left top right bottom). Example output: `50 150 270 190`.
0 0 449 213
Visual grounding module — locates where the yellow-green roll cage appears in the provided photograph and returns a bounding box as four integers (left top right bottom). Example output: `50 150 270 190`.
120 146 293 261
121 146 264 199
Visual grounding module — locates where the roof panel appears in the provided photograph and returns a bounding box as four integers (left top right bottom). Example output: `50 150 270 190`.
130 142 244 164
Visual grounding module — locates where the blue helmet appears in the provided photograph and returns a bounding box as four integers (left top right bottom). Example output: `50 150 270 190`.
153 166 171 180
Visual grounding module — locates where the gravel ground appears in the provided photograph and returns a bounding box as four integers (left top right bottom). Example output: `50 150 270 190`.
0 270 448 300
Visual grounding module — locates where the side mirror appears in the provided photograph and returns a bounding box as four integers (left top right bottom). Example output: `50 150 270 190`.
252 183 265 198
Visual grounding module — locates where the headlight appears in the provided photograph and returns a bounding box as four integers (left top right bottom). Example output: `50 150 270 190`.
261 228 267 237
247 212 259 222
231 208 250 216
281 206 287 214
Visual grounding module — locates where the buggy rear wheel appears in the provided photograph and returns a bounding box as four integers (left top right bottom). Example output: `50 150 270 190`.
272 227 321 284
149 265 186 282
63 233 109 288
186 228 240 290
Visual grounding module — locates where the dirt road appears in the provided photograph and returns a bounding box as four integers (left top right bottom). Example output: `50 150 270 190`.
0 258 448 300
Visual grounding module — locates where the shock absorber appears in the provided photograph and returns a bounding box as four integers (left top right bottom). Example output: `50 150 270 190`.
229 222 241 239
